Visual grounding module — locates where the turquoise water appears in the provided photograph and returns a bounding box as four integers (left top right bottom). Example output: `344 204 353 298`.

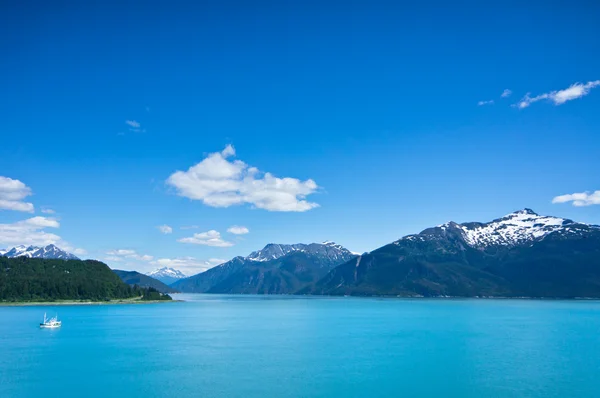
1 295 600 398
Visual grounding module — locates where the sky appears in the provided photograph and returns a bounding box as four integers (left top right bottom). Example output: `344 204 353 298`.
1 1 599 275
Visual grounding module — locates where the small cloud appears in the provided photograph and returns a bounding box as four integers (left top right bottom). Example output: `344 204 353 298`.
501 89 512 98
178 230 234 247
157 224 173 234
515 80 600 109
41 208 55 214
180 225 199 230
107 249 153 261
166 145 320 212
125 120 140 128
0 176 34 213
552 190 600 207
124 120 145 133
477 100 494 106
227 225 249 235
145 106 150 113
73 248 87 255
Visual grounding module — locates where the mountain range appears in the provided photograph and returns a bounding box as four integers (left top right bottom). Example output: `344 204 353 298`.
171 241 357 294
306 209 600 297
174 209 600 298
0 244 79 260
4 209 600 298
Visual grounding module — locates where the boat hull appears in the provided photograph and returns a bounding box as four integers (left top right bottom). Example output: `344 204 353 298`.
40 323 61 329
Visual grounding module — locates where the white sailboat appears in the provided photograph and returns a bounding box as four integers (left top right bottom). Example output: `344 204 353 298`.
40 313 61 328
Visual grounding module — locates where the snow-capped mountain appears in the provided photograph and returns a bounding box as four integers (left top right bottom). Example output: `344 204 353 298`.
413 208 598 248
147 267 187 285
0 244 79 260
311 209 600 297
246 241 355 263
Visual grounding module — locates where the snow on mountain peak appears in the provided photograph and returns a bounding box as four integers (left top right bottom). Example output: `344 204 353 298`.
246 242 356 262
1 244 79 260
148 267 187 279
459 209 571 247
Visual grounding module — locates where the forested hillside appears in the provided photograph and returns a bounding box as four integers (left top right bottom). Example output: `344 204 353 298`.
0 257 171 302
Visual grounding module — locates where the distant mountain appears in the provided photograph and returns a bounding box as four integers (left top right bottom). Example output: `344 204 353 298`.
113 270 179 294
0 244 79 260
172 241 357 294
306 209 600 298
147 267 187 285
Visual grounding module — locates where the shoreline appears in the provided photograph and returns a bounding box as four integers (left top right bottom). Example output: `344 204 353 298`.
0 299 182 307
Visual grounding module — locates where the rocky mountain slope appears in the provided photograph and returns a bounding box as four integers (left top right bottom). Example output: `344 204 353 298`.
172 242 356 293
305 209 600 298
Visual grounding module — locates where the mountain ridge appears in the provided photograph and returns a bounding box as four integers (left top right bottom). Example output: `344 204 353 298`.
306 209 600 298
172 241 356 293
0 244 79 260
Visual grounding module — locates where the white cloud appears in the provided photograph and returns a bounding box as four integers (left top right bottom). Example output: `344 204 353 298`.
516 80 600 109
107 249 154 261
0 217 61 246
150 256 226 274
0 176 34 213
157 224 173 234
552 190 600 207
501 89 512 98
125 120 140 128
477 100 494 106
166 145 320 212
72 248 88 255
180 225 199 230
41 208 55 214
178 230 234 247
227 225 249 235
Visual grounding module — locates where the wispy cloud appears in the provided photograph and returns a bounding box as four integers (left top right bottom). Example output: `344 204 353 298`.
0 176 34 213
125 120 140 128
72 248 87 255
178 230 234 247
167 145 319 212
124 120 145 133
501 89 512 98
157 224 173 234
552 190 600 207
41 208 55 214
477 100 494 106
227 225 249 235
515 80 600 109
180 225 199 230
0 217 61 246
106 249 153 261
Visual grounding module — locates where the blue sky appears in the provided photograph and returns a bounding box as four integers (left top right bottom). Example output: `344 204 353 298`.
1 1 599 274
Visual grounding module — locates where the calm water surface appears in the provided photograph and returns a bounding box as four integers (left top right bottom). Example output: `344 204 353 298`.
1 295 600 398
